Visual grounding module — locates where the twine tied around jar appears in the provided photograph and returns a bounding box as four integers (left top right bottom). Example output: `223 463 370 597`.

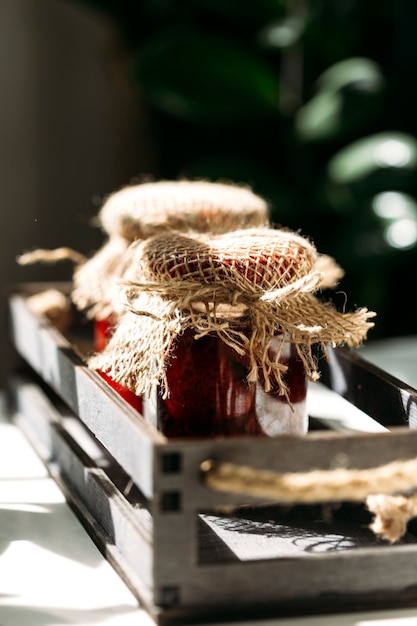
89 227 376 403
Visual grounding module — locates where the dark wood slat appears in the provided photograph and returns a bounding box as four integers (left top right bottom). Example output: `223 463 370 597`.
319 345 417 427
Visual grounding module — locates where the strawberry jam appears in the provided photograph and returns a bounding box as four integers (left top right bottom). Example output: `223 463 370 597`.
94 315 116 352
95 315 143 413
97 370 143 413
157 328 307 438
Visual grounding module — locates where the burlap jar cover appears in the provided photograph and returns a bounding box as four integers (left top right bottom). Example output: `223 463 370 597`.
90 227 375 404
72 179 270 321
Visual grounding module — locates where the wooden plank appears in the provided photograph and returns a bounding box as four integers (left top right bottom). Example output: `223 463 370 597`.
149 426 417 513
8 290 165 498
150 497 417 623
319 345 417 428
150 433 417 621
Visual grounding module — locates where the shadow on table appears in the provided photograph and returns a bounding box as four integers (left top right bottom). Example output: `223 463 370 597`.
0 603 142 626
0 500 103 567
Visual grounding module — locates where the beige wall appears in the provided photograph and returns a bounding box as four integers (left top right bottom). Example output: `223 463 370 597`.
0 0 151 283
0 0 154 382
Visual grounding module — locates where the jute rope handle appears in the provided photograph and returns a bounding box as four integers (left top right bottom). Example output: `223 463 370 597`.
200 458 417 542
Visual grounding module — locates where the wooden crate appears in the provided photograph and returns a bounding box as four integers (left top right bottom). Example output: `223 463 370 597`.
6 283 417 624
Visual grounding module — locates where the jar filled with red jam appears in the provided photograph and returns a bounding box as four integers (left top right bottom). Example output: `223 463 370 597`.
89 227 375 439
158 326 307 438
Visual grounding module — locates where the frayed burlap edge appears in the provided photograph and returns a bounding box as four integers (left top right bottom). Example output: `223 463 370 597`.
72 236 131 320
366 493 417 542
89 287 375 401
99 179 270 240
17 240 132 321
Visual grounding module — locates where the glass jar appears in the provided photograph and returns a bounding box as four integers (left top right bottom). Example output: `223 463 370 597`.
95 314 143 413
256 337 308 436
156 326 307 438
89 225 375 439
94 313 144 409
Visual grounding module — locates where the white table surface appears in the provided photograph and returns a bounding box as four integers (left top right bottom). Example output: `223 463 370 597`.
3 337 417 626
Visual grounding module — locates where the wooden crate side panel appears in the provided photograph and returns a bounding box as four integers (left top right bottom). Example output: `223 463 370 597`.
56 456 155 606
151 436 417 617
150 424 417 614
11 377 56 462
8 293 162 498
150 488 417 618
153 540 417 619
151 428 417 512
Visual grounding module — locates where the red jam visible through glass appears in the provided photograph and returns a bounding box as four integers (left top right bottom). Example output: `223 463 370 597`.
97 370 143 414
94 316 116 352
95 315 143 414
158 328 307 438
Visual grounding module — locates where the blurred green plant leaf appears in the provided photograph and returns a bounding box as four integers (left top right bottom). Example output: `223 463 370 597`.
332 193 417 267
136 27 280 124
296 57 385 142
296 90 343 141
258 15 306 49
327 132 417 191
371 191 417 251
316 57 384 92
